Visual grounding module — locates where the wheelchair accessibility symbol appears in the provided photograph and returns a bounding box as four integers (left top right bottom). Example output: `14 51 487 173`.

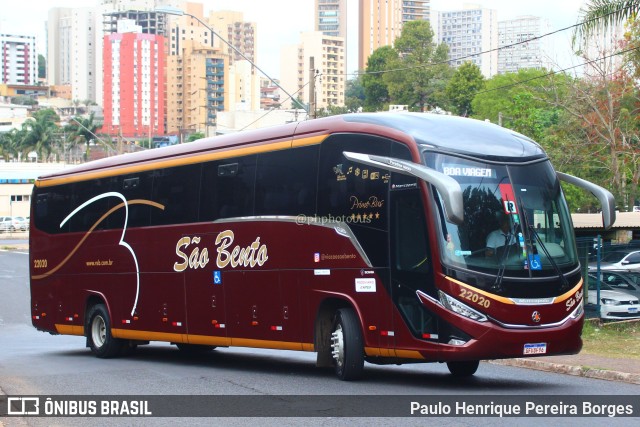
213 271 222 285
528 254 542 270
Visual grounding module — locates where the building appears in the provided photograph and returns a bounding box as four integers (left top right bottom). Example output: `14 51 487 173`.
102 23 165 138
436 4 498 78
358 0 431 70
47 7 99 103
208 11 256 67
0 32 37 86
0 103 29 133
315 0 347 39
165 40 227 138
280 31 346 111
498 16 552 74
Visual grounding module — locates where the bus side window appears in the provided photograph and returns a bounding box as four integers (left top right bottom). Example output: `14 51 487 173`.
34 190 71 234
67 179 111 233
255 146 318 216
150 165 201 226
108 172 153 228
200 155 256 221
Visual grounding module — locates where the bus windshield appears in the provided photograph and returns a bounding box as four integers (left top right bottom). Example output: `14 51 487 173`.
426 152 578 281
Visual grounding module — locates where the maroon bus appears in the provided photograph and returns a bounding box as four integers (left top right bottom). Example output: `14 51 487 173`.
30 113 615 380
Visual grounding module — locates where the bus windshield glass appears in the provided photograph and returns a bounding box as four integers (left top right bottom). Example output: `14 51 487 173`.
426 152 578 280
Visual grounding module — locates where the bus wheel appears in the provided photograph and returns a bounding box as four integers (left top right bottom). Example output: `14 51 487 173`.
331 308 364 381
176 343 216 353
446 360 479 377
86 304 123 358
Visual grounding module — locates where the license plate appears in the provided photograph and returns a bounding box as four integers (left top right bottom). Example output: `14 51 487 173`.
523 343 547 355
629 308 638 313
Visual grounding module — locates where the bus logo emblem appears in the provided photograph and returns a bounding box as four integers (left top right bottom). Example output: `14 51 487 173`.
532 311 541 323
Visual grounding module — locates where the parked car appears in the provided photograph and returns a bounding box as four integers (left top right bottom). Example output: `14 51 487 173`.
586 275 640 320
592 270 640 300
0 216 28 232
11 216 28 231
588 250 640 272
0 216 12 232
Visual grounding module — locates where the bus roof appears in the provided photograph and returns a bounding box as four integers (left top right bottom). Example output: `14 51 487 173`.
36 113 546 186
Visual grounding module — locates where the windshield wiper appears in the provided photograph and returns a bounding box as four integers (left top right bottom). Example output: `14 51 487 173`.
527 224 570 290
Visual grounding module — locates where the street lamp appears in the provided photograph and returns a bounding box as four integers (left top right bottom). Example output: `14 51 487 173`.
154 6 306 114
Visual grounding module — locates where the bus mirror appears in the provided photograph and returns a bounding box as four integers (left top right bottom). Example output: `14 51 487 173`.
557 172 616 230
342 151 464 225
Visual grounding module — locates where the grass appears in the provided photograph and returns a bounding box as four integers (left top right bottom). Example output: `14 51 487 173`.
581 319 640 360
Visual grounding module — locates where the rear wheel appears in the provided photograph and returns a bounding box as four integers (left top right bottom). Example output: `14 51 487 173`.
86 304 123 358
331 308 364 381
446 360 479 377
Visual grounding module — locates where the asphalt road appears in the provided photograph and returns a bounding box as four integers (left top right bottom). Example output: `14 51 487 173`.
0 250 637 426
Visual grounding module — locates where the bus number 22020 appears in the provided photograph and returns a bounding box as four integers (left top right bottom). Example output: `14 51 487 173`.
459 288 491 308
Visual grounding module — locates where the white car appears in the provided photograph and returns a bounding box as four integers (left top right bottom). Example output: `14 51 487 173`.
588 250 640 272
587 278 640 320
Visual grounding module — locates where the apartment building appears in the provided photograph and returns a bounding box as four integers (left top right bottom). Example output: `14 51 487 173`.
165 40 227 136
280 31 345 110
0 32 37 86
498 16 552 74
358 0 430 70
102 23 165 138
436 5 498 78
47 8 99 101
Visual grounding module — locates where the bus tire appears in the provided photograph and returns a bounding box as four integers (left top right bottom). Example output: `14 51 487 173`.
331 308 364 381
176 343 216 353
446 360 479 377
86 304 123 358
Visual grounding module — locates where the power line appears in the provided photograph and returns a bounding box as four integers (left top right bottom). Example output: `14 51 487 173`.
473 44 640 96
348 3 632 78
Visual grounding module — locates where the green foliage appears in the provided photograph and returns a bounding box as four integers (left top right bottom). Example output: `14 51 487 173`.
445 62 485 116
344 76 365 112
187 132 205 142
316 105 350 118
573 0 640 49
38 54 46 79
11 96 37 106
361 46 396 112
383 21 453 111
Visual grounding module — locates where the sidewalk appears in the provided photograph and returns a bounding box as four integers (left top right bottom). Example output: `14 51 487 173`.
490 353 640 385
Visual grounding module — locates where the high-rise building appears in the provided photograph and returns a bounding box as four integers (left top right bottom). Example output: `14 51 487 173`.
0 32 37 85
280 31 345 110
165 40 227 136
358 0 430 70
102 25 165 138
436 5 498 78
498 16 552 74
208 11 256 68
47 7 99 102
315 0 347 38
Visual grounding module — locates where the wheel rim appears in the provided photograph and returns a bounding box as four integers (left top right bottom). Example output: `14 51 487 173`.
91 315 106 348
331 323 345 368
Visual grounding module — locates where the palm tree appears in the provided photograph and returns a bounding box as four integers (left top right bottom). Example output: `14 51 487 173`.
573 1 640 48
64 112 110 161
21 108 60 162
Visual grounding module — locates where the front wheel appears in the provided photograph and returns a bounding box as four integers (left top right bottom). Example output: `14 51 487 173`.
446 360 479 377
86 304 123 358
331 308 364 381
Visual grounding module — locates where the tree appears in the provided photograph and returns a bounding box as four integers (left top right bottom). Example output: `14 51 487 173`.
445 62 485 116
21 108 60 162
383 20 453 111
38 54 46 79
187 132 205 142
64 112 104 161
344 76 364 113
573 0 640 48
361 45 396 112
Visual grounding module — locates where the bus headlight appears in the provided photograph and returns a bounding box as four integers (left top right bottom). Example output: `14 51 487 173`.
438 291 488 322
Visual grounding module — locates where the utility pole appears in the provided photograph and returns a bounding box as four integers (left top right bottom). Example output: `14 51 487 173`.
309 56 316 119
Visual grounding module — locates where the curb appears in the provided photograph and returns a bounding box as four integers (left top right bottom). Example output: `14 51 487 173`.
488 358 640 385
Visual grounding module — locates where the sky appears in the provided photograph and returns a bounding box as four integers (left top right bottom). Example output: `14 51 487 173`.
0 0 590 78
